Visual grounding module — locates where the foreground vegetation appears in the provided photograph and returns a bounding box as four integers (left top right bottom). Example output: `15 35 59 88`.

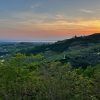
0 54 100 100
0 34 100 99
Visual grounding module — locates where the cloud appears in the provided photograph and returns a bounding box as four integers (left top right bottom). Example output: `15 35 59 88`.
80 9 93 14
1 11 100 31
1 10 100 41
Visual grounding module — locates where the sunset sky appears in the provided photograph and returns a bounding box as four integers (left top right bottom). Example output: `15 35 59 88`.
0 0 100 41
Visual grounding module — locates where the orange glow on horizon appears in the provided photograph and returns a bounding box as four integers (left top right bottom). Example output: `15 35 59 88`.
0 18 100 40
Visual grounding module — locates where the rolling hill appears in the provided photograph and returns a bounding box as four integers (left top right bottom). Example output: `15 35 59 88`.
18 33 100 67
0 33 100 67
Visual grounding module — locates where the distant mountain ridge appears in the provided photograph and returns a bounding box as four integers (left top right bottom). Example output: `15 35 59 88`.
19 33 100 67
20 33 100 54
0 33 100 67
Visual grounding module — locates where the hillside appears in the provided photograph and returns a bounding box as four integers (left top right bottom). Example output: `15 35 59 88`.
19 33 100 67
0 33 100 67
19 33 100 53
0 42 49 59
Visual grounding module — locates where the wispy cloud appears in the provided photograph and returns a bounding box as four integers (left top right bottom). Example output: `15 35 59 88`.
80 9 93 14
97 9 100 11
1 10 100 41
1 11 100 31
